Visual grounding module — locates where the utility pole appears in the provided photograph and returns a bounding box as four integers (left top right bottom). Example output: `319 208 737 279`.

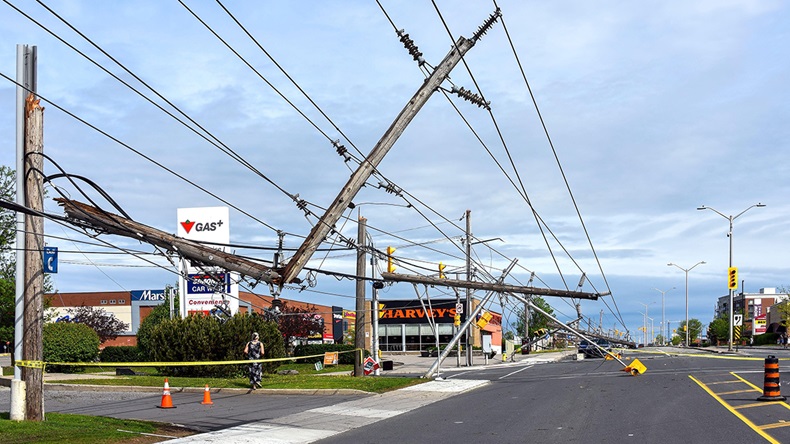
56 199 280 285
353 216 366 377
280 12 501 285
12 43 36 422
371 257 381 376
464 210 472 366
523 297 530 354
23 93 45 421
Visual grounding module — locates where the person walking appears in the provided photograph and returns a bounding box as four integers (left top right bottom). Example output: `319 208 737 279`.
244 332 264 390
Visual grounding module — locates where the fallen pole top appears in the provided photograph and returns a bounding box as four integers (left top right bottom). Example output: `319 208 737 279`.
381 272 600 300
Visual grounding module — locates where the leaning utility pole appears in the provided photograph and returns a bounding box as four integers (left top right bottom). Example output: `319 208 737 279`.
55 199 280 285
353 216 366 377
23 93 45 421
280 10 501 285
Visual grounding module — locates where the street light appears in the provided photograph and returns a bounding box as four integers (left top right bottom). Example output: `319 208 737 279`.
668 261 705 346
654 287 675 345
648 317 654 345
639 302 655 346
698 203 766 351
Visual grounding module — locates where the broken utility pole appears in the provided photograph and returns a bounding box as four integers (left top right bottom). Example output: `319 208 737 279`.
55 199 281 286
22 94 45 421
381 272 601 301
280 10 502 285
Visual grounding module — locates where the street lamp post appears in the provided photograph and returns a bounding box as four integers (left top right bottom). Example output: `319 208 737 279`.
648 317 654 344
639 302 655 346
654 287 674 345
698 203 765 352
668 261 705 347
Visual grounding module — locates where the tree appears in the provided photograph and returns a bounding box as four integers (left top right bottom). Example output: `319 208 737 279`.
707 316 729 345
66 305 130 344
0 166 55 345
513 296 554 338
264 301 324 353
137 285 179 359
677 318 704 344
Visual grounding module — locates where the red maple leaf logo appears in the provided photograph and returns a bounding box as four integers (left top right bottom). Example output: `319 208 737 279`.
180 220 195 234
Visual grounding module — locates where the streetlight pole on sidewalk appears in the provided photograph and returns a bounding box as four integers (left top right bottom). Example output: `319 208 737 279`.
668 261 705 347
697 203 765 352
653 287 674 345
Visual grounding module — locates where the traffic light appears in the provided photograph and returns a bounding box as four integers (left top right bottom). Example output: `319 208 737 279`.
438 262 446 279
728 267 738 290
387 246 396 273
453 313 461 326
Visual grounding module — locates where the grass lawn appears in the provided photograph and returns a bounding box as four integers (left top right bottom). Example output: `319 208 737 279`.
47 363 424 393
0 412 195 444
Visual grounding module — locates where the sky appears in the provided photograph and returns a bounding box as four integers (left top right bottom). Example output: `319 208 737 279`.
1 0 789 342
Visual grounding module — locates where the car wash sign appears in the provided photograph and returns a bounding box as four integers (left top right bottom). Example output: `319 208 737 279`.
177 207 239 318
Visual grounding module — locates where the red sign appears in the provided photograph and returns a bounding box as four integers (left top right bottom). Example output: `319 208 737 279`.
363 356 379 375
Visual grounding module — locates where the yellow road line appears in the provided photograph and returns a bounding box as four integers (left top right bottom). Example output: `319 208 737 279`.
718 389 761 395
707 380 743 385
731 372 764 392
731 372 790 412
736 402 785 410
761 422 790 430
689 374 779 444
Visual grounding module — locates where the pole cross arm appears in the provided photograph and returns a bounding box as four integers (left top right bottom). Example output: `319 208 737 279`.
381 272 600 300
55 198 281 285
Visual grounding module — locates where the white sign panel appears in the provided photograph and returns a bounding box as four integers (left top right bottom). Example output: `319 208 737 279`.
177 207 239 318
733 314 742 327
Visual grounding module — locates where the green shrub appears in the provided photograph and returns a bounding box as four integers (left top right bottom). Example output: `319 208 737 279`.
43 322 100 373
754 332 779 346
293 343 362 365
100 346 144 363
144 312 284 378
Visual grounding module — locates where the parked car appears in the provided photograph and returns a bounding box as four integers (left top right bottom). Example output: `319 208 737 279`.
578 338 613 358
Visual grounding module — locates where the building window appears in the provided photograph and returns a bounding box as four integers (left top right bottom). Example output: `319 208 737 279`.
100 300 107 304
119 299 126 304
110 300 116 304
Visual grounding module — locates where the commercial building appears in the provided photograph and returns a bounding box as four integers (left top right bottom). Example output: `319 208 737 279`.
714 287 789 336
365 298 502 354
46 290 343 347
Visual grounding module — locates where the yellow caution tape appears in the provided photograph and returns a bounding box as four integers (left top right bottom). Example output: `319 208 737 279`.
14 360 46 369
45 349 360 367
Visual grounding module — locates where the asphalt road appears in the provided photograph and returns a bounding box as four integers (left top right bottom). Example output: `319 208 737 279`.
316 348 790 444
5 347 790 443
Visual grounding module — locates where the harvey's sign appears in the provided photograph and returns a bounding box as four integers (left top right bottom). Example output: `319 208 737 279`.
378 299 466 325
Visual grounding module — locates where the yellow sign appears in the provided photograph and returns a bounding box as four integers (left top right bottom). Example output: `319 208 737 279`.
476 311 493 328
323 352 339 366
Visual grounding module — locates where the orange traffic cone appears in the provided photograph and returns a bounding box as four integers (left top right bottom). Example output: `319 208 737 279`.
201 384 214 405
157 378 176 409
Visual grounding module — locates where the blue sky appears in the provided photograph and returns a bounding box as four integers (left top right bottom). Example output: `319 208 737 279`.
1 1 788 341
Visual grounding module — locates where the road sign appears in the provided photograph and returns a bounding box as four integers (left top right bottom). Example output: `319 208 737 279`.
456 303 463 314
43 247 57 273
734 314 743 326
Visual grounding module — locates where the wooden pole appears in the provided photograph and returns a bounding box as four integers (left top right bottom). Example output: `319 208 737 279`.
23 94 44 421
281 36 476 284
354 216 367 377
